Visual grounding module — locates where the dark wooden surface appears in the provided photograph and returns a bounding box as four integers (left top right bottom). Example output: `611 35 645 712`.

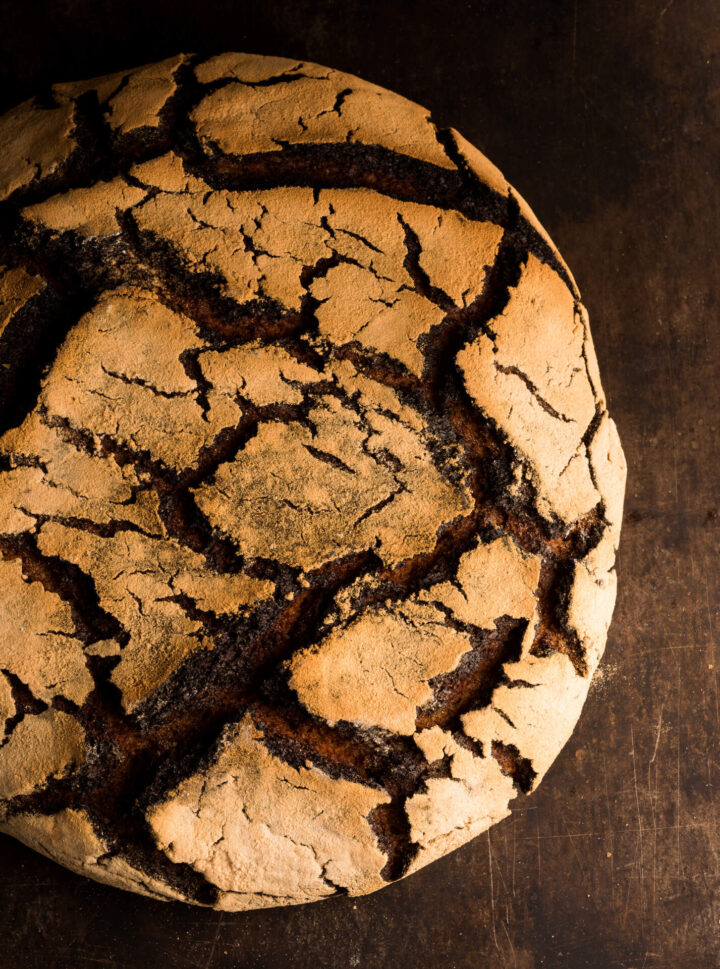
0 1 718 966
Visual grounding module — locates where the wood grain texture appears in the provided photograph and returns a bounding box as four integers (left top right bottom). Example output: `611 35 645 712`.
0 0 717 966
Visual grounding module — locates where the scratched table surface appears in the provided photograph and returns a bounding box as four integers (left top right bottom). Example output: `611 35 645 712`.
0 1 717 966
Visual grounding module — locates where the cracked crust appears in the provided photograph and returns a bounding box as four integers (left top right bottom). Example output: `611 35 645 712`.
0 52 626 910
0 99 76 202
190 54 454 170
148 715 390 909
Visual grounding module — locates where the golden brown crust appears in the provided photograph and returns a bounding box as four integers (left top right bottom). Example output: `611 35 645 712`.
0 674 15 738
290 602 475 734
0 53 626 910
0 710 85 805
53 54 190 136
23 179 148 237
37 289 237 470
0 557 92 705
1 808 189 901
193 394 471 573
0 99 76 202
106 54 189 134
457 254 599 524
148 715 390 908
191 53 455 170
418 536 541 629
406 728 515 871
0 267 46 339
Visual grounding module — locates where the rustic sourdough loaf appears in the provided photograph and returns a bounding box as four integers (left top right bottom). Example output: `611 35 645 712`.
0 52 626 909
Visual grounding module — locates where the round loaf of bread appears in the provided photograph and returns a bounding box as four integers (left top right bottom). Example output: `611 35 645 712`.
0 53 626 909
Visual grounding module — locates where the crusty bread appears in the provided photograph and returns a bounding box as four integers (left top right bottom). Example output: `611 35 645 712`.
0 52 626 909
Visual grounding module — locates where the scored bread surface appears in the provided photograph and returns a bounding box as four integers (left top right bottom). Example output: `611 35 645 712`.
0 52 626 909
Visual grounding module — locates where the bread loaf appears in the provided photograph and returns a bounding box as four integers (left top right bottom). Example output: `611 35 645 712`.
0 52 626 909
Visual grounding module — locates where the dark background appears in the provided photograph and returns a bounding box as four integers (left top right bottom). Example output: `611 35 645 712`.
0 1 718 966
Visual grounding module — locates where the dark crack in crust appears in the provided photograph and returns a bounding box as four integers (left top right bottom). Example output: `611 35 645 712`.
0 52 626 910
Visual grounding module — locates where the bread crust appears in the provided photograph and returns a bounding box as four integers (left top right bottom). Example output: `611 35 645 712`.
0 53 626 909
